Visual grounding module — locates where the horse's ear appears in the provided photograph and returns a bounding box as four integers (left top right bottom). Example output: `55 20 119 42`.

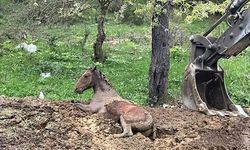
91 66 97 72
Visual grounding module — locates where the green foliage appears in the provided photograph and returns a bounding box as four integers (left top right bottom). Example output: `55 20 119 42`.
219 52 250 106
2 0 249 27
170 46 188 61
174 0 250 23
1 0 99 25
108 0 123 12
0 22 185 105
1 40 17 54
174 0 230 23
58 1 98 21
114 0 235 25
115 0 152 25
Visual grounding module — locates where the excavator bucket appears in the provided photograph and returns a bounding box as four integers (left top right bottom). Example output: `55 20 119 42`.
181 1 250 117
182 63 248 117
181 34 249 117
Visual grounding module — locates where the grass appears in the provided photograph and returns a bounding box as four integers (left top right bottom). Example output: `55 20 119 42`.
0 19 249 106
220 54 250 105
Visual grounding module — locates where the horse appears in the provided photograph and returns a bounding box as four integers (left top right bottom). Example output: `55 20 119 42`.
74 67 155 138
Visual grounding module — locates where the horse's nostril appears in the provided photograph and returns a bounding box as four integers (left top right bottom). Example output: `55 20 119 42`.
75 88 83 94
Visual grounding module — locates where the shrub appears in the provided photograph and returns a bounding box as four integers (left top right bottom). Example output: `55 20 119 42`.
10 0 98 25
115 2 151 25
170 46 188 61
169 22 188 47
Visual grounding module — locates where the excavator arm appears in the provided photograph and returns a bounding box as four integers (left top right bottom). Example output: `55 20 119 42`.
182 0 250 117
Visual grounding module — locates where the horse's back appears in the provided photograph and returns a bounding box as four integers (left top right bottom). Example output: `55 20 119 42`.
106 101 148 122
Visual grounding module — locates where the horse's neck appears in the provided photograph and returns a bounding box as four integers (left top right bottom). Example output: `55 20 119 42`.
91 74 128 104
92 77 115 94
94 88 118 97
91 84 123 104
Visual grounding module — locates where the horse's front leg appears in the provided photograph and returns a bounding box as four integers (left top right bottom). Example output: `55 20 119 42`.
74 103 99 113
114 115 133 138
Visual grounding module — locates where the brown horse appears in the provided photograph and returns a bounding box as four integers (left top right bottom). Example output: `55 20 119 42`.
74 67 155 138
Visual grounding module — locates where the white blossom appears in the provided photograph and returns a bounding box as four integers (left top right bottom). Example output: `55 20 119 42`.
40 72 51 78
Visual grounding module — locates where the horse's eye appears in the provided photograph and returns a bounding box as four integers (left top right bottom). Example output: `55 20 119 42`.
84 75 89 78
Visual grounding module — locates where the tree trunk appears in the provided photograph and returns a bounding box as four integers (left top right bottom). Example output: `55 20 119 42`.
93 0 112 63
148 0 172 106
93 10 106 63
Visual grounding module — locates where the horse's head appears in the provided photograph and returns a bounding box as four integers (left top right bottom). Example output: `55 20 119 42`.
75 67 97 94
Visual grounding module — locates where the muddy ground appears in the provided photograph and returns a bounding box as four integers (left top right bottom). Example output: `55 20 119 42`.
0 96 249 150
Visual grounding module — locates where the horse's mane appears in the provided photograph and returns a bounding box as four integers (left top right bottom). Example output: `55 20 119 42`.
94 69 112 87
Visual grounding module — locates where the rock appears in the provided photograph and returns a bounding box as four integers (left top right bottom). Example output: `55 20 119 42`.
244 107 250 115
38 92 45 99
163 104 175 109
235 105 249 118
16 42 37 53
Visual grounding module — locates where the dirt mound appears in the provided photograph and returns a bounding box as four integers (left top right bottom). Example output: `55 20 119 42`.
0 97 249 150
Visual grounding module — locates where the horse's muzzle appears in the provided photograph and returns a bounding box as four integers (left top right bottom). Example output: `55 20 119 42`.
75 88 83 94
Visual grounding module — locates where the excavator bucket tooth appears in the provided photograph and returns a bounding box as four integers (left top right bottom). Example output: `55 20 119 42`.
181 63 249 118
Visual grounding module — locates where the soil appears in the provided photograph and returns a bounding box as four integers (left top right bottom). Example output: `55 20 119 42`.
0 96 249 150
